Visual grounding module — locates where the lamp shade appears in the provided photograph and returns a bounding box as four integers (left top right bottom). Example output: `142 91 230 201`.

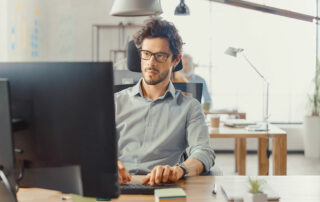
224 47 244 57
110 0 163 16
174 0 190 15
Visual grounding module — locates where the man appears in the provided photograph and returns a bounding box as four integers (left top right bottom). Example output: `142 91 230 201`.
181 54 212 104
115 18 215 186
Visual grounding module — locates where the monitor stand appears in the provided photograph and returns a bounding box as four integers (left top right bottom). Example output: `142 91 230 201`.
19 165 83 195
0 169 17 202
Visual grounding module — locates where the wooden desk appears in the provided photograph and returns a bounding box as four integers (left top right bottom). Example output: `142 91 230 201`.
17 188 65 202
17 176 320 202
210 125 287 175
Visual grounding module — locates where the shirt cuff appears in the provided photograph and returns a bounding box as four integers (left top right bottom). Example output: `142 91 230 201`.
188 151 213 172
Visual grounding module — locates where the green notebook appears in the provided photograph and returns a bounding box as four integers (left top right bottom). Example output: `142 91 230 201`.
154 188 186 202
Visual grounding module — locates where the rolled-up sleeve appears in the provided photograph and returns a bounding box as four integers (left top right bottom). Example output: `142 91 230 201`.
185 99 215 172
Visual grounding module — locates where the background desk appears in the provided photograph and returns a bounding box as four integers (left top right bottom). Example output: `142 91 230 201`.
205 110 246 119
18 176 320 202
210 125 287 175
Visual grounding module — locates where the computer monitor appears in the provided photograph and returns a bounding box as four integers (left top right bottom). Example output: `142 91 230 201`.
0 62 119 199
0 79 17 202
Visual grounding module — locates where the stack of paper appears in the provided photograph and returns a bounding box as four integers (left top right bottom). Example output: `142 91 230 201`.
154 188 186 202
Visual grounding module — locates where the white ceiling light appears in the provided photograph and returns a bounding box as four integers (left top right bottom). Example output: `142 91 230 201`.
110 0 163 16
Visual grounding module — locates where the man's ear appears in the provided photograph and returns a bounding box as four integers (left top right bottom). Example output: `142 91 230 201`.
173 54 182 67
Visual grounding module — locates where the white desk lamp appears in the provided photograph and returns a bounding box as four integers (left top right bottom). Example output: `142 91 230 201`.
225 47 270 130
225 47 271 163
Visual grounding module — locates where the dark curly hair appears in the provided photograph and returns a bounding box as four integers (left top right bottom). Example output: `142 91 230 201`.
134 18 183 61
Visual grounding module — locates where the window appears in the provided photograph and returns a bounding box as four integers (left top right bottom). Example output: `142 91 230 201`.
162 0 316 122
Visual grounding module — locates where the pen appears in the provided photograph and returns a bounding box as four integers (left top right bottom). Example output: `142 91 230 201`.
212 183 218 195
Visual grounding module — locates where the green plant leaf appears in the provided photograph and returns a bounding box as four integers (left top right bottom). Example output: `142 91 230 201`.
248 177 265 194
308 58 320 116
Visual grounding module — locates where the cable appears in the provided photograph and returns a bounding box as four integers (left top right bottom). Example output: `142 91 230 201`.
266 130 272 159
265 82 271 175
0 167 18 202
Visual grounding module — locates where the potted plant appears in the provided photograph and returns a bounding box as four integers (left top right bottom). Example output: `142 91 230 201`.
243 177 267 202
304 59 320 158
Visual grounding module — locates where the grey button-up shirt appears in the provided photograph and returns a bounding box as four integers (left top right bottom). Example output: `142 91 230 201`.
115 79 215 174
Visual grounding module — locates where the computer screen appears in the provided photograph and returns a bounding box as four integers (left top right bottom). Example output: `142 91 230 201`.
0 79 17 202
0 62 119 199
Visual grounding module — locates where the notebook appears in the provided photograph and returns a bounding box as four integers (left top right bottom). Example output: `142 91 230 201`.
154 188 186 202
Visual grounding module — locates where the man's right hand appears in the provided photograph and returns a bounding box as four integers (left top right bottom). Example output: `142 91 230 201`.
118 160 131 184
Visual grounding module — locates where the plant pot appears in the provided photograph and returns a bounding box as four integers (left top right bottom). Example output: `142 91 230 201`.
303 116 320 158
243 192 267 202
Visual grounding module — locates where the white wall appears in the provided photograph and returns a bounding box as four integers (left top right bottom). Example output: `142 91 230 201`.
5 0 45 61
44 0 117 61
0 0 8 61
2 0 148 62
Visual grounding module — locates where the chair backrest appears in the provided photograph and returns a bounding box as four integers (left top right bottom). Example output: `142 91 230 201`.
127 40 183 72
172 82 203 103
114 82 203 103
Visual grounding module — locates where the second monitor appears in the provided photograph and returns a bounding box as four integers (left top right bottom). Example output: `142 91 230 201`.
0 62 119 199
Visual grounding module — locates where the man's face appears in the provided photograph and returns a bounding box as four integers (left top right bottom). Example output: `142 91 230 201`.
182 56 194 78
141 38 177 85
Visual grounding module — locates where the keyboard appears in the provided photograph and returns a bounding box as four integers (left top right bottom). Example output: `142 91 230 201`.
224 119 256 127
120 184 181 195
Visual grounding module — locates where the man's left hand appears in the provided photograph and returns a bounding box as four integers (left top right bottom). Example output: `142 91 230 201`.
142 165 185 186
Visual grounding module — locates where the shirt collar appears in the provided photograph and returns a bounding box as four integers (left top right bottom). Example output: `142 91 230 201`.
130 78 143 97
166 81 176 98
130 78 176 99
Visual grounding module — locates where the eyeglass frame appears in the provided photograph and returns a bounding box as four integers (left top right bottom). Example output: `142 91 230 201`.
139 49 173 63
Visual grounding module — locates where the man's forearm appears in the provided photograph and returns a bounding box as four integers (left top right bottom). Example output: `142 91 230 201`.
182 158 204 176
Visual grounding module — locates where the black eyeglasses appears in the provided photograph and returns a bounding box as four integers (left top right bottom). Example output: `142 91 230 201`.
139 50 172 63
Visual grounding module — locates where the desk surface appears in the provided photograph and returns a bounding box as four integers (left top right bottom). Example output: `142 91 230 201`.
17 175 320 202
210 124 286 138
